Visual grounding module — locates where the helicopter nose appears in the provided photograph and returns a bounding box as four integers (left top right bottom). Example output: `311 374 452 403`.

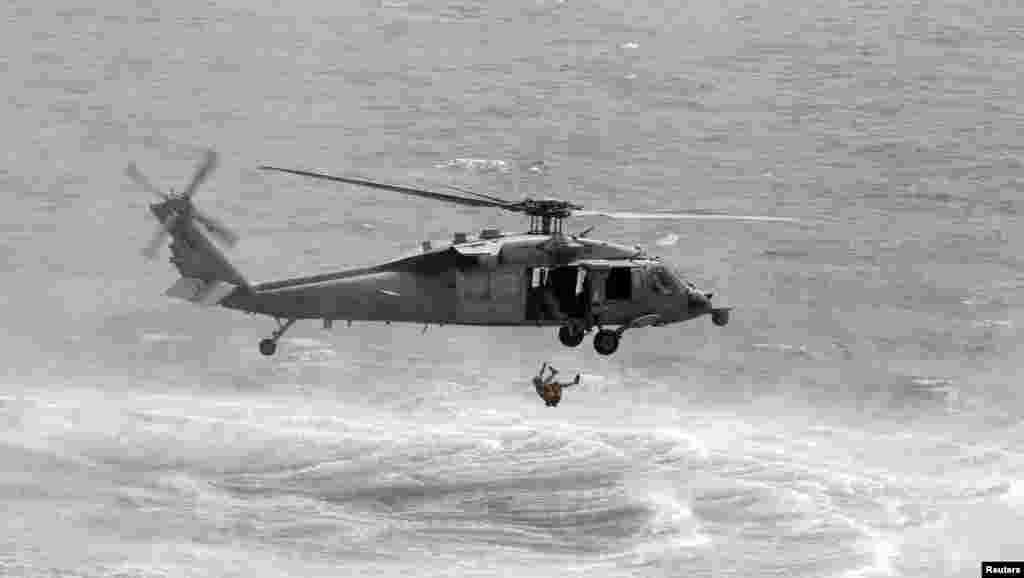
686 288 712 312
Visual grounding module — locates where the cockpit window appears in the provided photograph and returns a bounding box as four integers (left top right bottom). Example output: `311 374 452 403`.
649 266 681 295
670 266 695 290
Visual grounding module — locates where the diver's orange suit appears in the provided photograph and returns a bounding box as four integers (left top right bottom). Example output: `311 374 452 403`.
533 363 580 407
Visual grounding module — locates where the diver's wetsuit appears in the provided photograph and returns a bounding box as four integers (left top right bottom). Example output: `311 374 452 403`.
533 363 580 407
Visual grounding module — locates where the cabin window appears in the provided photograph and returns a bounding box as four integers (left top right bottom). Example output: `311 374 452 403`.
670 267 693 290
649 266 680 295
606 267 632 300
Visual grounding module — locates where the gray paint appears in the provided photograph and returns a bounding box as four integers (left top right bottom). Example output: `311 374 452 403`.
155 197 715 334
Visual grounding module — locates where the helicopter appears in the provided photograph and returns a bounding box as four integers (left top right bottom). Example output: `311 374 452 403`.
128 149 797 357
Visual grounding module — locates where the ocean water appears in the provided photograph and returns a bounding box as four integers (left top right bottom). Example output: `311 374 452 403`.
1 0 1022 576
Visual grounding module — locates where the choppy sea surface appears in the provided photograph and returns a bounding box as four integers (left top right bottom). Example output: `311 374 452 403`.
2 0 1022 576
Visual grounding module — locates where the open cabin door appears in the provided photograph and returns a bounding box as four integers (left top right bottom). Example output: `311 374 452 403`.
570 259 648 319
525 265 589 322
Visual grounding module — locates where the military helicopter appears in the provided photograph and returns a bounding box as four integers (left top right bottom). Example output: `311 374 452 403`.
128 149 797 357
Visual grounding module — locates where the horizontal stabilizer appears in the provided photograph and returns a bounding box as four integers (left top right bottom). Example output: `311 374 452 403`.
165 277 238 306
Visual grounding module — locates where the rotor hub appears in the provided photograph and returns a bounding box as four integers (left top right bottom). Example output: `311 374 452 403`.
519 198 582 219
519 198 583 234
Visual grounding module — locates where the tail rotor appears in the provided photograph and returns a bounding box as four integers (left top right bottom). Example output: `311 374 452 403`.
140 211 180 260
126 149 240 260
125 162 170 201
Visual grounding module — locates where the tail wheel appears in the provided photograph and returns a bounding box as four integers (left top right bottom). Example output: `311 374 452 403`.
259 339 277 356
593 329 619 355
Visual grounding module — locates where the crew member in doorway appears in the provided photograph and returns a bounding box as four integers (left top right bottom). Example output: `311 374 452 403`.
532 362 580 407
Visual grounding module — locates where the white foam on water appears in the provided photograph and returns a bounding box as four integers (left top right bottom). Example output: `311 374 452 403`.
1004 480 1024 509
971 319 1013 329
140 332 192 343
281 337 332 349
654 233 679 246
644 489 710 546
435 158 511 173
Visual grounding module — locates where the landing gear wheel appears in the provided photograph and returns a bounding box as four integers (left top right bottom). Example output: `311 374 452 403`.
259 318 296 356
259 338 277 356
558 325 585 347
711 309 730 327
593 329 620 356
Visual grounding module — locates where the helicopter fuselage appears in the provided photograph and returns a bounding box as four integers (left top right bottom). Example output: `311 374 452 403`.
220 232 717 331
139 153 754 357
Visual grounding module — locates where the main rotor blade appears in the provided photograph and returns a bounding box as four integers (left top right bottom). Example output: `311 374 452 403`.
574 210 799 223
182 149 218 200
125 163 169 200
439 183 516 205
193 207 239 247
259 166 516 210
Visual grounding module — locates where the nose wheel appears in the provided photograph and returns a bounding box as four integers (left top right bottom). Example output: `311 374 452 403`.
593 329 620 355
259 318 296 356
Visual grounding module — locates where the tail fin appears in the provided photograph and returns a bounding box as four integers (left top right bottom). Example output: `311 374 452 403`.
150 202 249 305
128 150 248 307
152 202 247 285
